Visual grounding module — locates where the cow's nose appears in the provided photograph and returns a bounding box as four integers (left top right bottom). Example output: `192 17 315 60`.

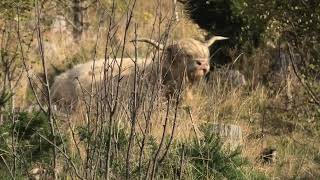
201 62 210 73
203 65 209 74
194 59 209 74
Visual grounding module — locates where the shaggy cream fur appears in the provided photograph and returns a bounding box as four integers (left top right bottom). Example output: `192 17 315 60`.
51 36 228 109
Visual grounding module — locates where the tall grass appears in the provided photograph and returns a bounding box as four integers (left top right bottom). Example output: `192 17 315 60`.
0 0 319 179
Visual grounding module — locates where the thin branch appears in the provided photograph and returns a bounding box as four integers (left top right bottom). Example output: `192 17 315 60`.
36 132 84 180
288 44 320 106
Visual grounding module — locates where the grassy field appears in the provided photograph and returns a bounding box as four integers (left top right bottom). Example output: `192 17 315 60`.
0 0 319 179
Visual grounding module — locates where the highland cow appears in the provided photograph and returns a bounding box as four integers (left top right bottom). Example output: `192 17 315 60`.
51 36 228 109
51 57 151 109
132 36 228 94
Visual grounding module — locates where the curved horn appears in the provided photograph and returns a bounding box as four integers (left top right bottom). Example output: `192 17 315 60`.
130 38 164 50
205 35 229 47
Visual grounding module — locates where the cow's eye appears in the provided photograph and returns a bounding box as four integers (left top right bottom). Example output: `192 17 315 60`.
195 60 202 65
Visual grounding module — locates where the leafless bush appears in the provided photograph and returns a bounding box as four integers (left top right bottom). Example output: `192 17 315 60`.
0 0 231 179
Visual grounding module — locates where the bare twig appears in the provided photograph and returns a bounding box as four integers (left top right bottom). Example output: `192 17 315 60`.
36 132 84 180
158 92 182 164
150 97 170 180
287 44 320 106
34 0 57 178
125 22 139 179
178 144 185 180
187 107 200 145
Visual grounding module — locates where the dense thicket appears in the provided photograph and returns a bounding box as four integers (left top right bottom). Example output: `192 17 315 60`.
183 0 320 70
0 0 319 179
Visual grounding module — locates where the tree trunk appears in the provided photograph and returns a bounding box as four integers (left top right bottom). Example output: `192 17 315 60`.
72 0 83 42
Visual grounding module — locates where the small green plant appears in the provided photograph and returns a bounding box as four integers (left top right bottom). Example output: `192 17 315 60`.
181 125 248 179
0 110 63 169
0 91 13 108
152 124 266 179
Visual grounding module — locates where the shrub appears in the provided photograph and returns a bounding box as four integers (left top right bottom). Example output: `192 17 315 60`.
0 110 63 168
181 125 248 179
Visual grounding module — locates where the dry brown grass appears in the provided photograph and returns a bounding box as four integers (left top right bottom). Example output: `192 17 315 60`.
2 1 320 179
12 0 205 109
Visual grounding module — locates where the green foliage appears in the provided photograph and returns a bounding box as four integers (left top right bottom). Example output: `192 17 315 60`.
184 0 320 48
0 110 62 165
0 0 33 19
0 91 13 108
130 124 263 179
182 126 248 179
314 154 320 165
184 0 267 49
100 0 128 12
80 122 257 179
183 0 320 72
183 0 268 66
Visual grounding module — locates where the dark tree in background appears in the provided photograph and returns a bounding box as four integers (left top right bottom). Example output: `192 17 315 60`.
184 0 242 46
182 0 320 76
183 0 240 66
72 0 84 42
182 0 268 66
